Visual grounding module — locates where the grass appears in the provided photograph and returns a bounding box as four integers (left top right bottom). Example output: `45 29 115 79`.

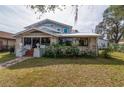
0 52 124 86
0 52 15 63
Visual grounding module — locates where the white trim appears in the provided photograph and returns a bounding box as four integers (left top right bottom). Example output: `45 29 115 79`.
23 36 52 37
15 28 58 37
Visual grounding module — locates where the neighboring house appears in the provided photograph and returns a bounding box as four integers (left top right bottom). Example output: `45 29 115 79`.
116 35 124 45
15 19 99 57
118 39 124 45
98 38 108 49
0 31 15 51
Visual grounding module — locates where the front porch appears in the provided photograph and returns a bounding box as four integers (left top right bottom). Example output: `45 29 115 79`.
15 29 98 57
17 37 97 57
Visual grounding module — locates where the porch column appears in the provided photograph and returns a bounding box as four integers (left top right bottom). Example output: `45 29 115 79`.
31 37 33 48
50 37 58 45
40 37 41 45
73 38 79 46
88 37 90 48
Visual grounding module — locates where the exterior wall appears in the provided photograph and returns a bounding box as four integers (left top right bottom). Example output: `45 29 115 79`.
77 37 98 55
43 22 72 33
34 21 72 34
15 36 22 50
15 31 57 50
8 40 15 47
118 39 124 45
0 38 15 50
15 30 98 56
0 38 7 46
50 37 58 44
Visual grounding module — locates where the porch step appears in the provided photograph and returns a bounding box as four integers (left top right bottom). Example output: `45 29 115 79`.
25 49 33 57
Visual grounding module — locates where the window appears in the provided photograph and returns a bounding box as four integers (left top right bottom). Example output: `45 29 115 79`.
41 38 50 45
63 28 68 33
57 28 61 31
79 38 88 46
59 38 72 46
24 37 31 45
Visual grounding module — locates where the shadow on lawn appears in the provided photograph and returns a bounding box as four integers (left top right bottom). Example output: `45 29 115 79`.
8 56 124 70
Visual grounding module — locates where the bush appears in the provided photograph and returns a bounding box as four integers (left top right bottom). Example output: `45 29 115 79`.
9 47 15 54
65 46 79 57
101 47 112 58
110 44 124 53
79 50 96 58
44 44 96 58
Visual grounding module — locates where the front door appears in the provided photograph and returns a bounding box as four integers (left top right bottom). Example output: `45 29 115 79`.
32 38 40 48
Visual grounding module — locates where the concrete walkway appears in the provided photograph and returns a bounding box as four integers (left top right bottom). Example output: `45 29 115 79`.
0 57 31 68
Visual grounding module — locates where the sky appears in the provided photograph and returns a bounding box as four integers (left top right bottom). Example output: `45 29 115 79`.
0 5 108 34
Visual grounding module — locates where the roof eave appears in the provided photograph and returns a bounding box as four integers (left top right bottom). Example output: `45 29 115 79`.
15 28 59 37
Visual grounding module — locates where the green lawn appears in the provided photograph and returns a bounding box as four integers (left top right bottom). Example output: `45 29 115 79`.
0 52 124 86
0 52 15 63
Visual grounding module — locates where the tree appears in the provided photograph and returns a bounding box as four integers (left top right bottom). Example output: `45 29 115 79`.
95 5 124 43
28 5 79 23
28 5 64 18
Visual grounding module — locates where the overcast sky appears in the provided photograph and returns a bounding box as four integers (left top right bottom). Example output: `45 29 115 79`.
0 5 108 34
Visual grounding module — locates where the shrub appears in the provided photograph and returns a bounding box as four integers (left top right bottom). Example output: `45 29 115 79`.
44 44 96 58
44 46 55 58
110 44 124 53
101 47 112 58
65 46 79 57
80 50 96 58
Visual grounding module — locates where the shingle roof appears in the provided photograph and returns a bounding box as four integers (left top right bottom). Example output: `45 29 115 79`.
25 19 72 29
0 31 15 40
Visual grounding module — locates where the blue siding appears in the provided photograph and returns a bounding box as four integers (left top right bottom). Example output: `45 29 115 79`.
63 28 68 33
39 21 71 33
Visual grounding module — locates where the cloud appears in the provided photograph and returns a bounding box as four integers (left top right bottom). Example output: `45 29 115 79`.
0 5 108 33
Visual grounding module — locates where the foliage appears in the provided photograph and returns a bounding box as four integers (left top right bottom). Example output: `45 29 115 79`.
100 47 113 58
44 44 96 58
101 49 110 58
110 44 124 53
95 5 124 43
28 5 65 19
28 5 81 23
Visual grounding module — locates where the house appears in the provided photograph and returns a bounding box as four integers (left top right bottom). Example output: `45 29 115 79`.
118 39 124 45
0 31 15 51
15 19 99 57
118 35 124 45
98 38 108 49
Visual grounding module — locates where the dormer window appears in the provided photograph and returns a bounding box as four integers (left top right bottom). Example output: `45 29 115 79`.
63 28 68 33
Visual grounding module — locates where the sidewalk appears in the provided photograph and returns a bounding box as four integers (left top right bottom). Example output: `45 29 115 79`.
0 57 31 68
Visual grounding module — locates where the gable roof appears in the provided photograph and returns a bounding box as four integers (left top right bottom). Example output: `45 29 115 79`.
25 19 72 29
15 27 59 37
0 31 15 40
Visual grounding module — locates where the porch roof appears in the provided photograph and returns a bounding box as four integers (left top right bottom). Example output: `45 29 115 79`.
15 27 59 37
15 27 99 38
58 33 100 37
